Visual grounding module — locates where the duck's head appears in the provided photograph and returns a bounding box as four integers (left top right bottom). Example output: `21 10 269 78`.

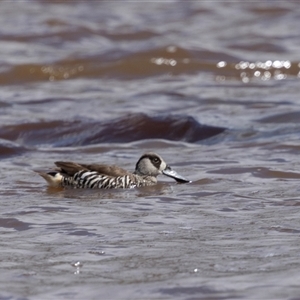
135 152 190 183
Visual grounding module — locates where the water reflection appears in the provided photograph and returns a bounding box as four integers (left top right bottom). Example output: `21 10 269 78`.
45 182 179 200
216 59 299 83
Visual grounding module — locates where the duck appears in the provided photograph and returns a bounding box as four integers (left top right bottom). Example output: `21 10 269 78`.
38 152 190 189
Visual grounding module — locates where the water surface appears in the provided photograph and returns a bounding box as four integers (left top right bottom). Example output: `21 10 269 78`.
1 1 300 299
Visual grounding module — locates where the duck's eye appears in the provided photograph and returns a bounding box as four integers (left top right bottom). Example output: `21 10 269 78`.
152 157 159 163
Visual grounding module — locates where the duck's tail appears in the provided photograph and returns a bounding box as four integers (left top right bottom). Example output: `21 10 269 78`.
37 171 63 187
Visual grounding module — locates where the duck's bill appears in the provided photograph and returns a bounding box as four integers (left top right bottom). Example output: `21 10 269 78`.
163 167 191 183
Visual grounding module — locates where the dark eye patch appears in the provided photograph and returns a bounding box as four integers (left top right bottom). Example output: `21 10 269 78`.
150 156 161 168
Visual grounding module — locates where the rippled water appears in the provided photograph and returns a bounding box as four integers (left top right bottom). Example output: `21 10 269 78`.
1 1 300 299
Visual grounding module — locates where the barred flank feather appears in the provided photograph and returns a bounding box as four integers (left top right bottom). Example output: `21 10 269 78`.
61 170 139 189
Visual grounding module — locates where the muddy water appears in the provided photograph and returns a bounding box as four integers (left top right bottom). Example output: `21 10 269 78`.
1 1 300 299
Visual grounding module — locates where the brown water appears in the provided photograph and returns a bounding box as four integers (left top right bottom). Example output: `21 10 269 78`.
1 1 300 299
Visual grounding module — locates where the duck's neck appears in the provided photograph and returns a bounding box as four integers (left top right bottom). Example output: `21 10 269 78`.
133 171 157 183
133 169 143 176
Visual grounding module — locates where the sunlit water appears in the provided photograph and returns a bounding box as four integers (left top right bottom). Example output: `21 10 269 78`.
1 1 300 299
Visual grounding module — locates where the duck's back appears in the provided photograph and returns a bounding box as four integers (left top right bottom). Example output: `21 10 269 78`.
55 161 130 177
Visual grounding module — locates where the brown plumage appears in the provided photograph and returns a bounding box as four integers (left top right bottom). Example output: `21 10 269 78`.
55 161 130 177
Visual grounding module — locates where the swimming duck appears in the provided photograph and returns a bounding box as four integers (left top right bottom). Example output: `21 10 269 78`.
38 152 190 189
